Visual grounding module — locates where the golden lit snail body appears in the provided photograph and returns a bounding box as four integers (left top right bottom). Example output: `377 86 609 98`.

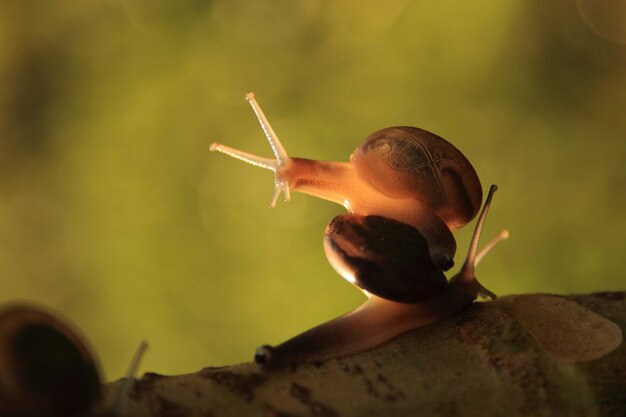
211 92 507 370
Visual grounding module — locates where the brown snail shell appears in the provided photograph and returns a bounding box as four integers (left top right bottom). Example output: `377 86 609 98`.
0 305 101 417
350 126 483 230
324 214 447 303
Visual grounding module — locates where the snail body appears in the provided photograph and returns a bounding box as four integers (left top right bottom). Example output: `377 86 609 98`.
211 92 506 370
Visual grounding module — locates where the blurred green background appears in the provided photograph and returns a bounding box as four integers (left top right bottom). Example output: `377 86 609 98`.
0 0 625 380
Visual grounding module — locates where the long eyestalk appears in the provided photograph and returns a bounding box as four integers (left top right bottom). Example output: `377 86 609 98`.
245 92 289 164
111 340 149 415
210 91 292 207
475 229 509 266
209 143 276 170
458 185 498 278
451 184 499 299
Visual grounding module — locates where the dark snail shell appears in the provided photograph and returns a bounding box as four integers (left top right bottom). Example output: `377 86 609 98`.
324 214 447 303
0 305 101 417
350 127 482 230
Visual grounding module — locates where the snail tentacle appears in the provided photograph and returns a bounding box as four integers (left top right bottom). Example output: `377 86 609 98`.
475 229 509 266
450 185 500 300
245 91 289 164
209 143 276 171
210 91 293 207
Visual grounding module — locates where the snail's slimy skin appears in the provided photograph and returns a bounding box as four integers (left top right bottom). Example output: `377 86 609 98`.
254 289 476 371
211 92 502 371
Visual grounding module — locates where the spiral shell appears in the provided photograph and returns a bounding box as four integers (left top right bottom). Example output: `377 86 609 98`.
0 305 100 417
350 127 482 229
324 214 447 303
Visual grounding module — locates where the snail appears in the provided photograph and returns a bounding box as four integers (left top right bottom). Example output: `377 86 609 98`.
0 304 101 417
210 92 507 369
0 303 149 416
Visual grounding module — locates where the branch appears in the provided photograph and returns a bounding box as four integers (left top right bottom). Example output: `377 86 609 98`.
94 293 625 417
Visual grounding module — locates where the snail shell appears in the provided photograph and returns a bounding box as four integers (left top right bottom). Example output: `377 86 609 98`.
324 214 447 303
350 127 483 230
0 305 101 417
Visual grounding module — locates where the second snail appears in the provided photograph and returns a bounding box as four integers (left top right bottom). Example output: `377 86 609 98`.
211 92 508 370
